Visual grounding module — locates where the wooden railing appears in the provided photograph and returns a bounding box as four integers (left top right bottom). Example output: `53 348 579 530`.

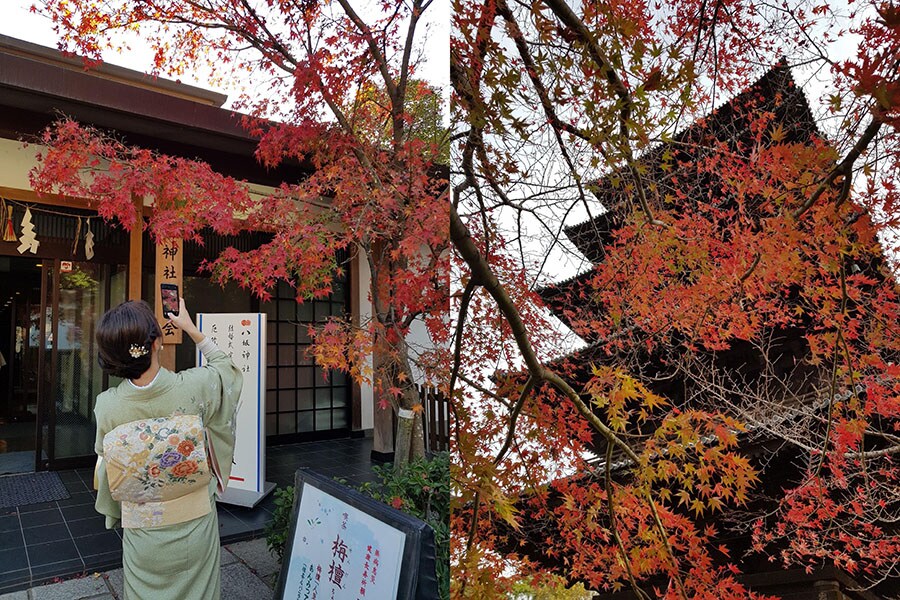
417 384 449 453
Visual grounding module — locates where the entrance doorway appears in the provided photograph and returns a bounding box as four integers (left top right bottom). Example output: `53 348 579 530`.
0 256 127 473
0 256 43 474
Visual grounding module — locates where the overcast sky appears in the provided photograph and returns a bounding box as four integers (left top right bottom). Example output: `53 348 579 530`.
495 3 870 289
0 0 450 118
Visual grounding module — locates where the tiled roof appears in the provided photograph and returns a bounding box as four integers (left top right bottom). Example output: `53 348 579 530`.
562 62 820 262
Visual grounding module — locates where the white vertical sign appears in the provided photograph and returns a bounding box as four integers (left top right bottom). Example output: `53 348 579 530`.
197 313 274 506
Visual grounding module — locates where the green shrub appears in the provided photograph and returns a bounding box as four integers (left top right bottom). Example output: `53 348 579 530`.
358 452 450 600
264 452 450 600
265 485 296 562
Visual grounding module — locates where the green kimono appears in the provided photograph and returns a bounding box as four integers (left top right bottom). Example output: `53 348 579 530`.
94 345 242 600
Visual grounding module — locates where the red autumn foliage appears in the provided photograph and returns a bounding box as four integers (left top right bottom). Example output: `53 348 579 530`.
30 0 449 465
452 0 900 597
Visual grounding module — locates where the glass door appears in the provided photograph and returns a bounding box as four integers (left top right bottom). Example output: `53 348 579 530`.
37 260 126 470
0 256 43 475
36 262 54 470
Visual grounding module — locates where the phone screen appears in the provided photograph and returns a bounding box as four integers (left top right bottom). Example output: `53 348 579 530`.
161 285 179 317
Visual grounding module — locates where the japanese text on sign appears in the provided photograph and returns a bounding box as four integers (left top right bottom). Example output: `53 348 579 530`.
281 484 405 600
197 313 267 496
154 238 183 344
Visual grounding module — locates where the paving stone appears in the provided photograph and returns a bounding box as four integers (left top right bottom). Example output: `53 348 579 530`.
220 547 239 566
104 568 124 599
226 538 280 579
220 563 274 600
30 574 109 600
262 571 279 591
0 591 28 600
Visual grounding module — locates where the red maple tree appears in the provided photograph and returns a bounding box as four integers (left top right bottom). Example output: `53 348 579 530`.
29 0 449 467
452 0 900 597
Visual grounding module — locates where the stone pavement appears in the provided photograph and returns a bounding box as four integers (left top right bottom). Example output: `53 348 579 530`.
0 437 381 595
0 537 280 600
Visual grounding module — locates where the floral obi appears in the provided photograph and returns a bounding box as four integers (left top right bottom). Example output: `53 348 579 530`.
102 414 212 529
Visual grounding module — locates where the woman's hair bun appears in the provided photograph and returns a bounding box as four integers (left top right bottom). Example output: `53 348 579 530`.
96 300 162 379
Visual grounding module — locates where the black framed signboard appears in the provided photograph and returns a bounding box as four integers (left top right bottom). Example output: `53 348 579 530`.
276 468 438 600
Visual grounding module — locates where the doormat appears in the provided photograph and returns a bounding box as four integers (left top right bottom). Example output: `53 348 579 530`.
0 471 70 508
0 451 36 476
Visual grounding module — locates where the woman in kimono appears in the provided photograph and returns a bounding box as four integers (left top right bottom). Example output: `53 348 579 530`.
92 299 242 600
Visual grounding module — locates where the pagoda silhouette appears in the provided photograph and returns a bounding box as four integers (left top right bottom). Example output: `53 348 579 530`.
515 62 899 598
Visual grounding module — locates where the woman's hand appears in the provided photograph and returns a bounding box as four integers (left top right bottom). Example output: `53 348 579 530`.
167 298 193 330
167 298 205 343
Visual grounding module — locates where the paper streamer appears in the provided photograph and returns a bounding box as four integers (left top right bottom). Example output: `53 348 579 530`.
16 207 39 254
84 219 95 260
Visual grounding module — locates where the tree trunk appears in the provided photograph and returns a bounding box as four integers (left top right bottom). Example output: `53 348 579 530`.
395 408 415 471
387 334 428 471
367 247 427 470
412 410 426 458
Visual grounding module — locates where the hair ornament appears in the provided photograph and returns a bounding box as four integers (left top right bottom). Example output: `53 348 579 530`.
129 343 150 358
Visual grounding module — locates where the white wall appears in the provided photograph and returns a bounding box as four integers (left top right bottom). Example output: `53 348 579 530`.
0 138 41 188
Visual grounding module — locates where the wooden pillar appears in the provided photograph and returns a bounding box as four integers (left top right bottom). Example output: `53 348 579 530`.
367 240 394 459
350 252 362 432
127 200 142 301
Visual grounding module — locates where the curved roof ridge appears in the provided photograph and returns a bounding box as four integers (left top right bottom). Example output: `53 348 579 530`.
562 61 820 254
536 263 595 297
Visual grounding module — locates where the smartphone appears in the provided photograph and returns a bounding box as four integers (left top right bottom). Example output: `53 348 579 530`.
160 283 179 319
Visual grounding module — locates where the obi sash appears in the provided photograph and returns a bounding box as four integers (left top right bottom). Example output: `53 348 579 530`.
102 414 213 529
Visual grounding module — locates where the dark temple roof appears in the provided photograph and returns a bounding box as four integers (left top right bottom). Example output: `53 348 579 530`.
0 35 312 186
563 62 820 263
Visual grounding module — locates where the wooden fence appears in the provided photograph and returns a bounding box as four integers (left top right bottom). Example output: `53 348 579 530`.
388 384 450 454
418 384 449 453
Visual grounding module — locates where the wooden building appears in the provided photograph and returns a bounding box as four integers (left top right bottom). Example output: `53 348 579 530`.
0 35 380 473
533 64 893 598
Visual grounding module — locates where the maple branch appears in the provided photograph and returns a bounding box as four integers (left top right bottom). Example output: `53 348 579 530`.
451 203 688 598
469 138 591 268
299 30 385 189
452 175 469 210
235 0 298 68
540 0 664 227
400 234 445 332
452 204 544 375
457 373 514 408
815 264 846 480
450 4 495 252
495 0 594 224
450 279 477 399
738 252 762 286
493 375 536 466
605 444 653 600
791 116 883 219
397 0 426 110
362 238 388 325
497 0 590 146
686 352 900 462
335 0 397 99
152 1 387 189
162 0 299 71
